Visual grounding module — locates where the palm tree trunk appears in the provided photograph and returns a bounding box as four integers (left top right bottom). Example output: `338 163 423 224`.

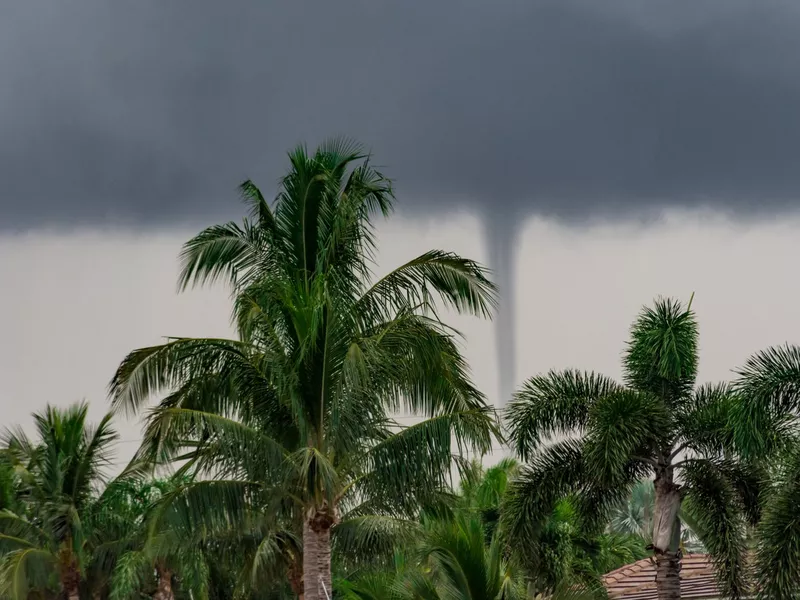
653 466 682 600
64 581 80 600
655 548 681 600
303 507 335 600
60 556 81 600
153 563 174 600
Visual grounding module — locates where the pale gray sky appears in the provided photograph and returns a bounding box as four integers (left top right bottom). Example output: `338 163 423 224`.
3 211 799 466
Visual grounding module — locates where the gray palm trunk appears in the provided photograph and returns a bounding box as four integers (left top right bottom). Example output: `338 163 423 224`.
653 461 682 600
303 506 335 600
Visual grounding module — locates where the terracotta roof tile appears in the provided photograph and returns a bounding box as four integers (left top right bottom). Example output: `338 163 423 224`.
603 554 722 599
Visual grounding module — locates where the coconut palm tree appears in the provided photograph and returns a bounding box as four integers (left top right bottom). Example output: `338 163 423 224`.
503 297 763 600
109 139 498 600
0 403 118 600
731 344 800 599
115 372 427 599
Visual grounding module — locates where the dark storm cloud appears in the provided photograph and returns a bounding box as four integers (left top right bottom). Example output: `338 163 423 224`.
2 0 800 230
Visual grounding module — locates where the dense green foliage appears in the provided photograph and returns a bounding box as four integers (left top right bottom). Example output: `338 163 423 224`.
503 297 766 600
731 345 800 599
5 140 800 600
0 403 117 600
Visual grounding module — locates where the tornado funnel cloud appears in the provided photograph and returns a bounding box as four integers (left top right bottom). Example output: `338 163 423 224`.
485 215 519 410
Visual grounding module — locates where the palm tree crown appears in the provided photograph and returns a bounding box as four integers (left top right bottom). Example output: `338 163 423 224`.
0 403 118 600
108 139 499 600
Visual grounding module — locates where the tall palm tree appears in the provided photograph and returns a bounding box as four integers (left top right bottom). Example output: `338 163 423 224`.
731 344 800 599
0 403 118 600
109 139 498 600
503 297 762 600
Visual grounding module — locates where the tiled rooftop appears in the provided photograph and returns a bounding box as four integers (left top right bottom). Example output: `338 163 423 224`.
603 554 721 599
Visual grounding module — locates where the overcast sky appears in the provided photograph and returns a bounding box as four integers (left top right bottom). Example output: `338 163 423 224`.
3 1 800 463
4 213 800 467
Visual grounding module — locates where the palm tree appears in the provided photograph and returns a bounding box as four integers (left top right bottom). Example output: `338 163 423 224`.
109 139 498 600
412 513 526 600
503 297 762 600
518 495 648 598
339 514 526 600
731 344 800 599
0 403 118 600
450 458 638 598
101 477 210 600
458 458 518 524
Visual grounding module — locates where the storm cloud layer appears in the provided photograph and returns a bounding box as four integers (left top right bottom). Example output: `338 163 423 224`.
2 0 800 231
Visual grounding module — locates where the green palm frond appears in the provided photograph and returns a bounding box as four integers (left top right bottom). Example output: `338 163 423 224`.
733 344 800 458
681 460 749 599
178 220 265 291
608 479 655 539
333 515 422 568
138 407 288 480
150 479 263 538
337 567 415 600
459 457 519 511
410 514 526 600
583 390 669 484
500 440 587 546
108 337 265 417
752 445 800 600
0 548 56 600
349 310 485 417
0 512 50 549
676 383 737 457
506 370 622 461
357 250 497 321
241 528 299 589
355 411 492 516
108 549 150 600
